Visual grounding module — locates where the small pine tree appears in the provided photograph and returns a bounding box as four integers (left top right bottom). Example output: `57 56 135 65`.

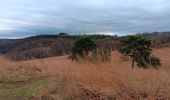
120 36 161 69
70 37 111 62
70 37 97 60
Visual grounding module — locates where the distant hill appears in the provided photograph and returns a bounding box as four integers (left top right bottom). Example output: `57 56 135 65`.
0 34 120 60
0 32 170 61
0 39 18 45
138 32 170 47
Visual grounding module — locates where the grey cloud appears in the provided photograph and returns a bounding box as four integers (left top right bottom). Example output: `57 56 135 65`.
0 0 170 38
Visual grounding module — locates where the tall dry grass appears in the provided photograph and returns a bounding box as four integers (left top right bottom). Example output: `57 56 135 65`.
0 48 170 99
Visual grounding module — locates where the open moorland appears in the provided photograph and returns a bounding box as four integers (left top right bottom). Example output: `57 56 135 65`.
0 47 170 100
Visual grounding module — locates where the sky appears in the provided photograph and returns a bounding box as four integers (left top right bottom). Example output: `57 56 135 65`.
0 0 170 38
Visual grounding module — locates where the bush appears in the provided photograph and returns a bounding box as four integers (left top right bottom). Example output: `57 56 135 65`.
92 48 111 62
149 55 161 69
70 37 97 60
70 37 111 62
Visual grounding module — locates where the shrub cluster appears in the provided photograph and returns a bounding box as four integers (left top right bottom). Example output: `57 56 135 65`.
70 37 111 62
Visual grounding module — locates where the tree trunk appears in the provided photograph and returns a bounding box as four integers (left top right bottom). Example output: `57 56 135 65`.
132 59 135 69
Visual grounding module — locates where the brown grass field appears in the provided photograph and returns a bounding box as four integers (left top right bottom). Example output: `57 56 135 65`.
0 48 170 100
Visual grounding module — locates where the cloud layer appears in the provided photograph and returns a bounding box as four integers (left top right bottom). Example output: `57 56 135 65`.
0 0 170 38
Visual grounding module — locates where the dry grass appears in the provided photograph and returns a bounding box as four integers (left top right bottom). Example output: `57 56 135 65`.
0 48 170 99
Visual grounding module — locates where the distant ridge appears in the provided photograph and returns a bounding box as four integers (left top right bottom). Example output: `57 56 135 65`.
0 32 170 61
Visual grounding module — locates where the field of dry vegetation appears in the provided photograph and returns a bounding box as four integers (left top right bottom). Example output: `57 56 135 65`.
0 48 170 100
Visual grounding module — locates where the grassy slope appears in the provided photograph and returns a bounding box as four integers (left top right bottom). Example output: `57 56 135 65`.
0 48 170 99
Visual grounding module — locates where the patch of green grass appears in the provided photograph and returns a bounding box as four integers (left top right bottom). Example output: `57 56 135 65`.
0 75 49 100
12 80 49 100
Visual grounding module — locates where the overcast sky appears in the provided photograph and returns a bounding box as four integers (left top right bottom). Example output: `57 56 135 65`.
0 0 170 38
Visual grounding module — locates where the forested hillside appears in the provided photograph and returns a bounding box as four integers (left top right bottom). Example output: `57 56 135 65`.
0 32 170 60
